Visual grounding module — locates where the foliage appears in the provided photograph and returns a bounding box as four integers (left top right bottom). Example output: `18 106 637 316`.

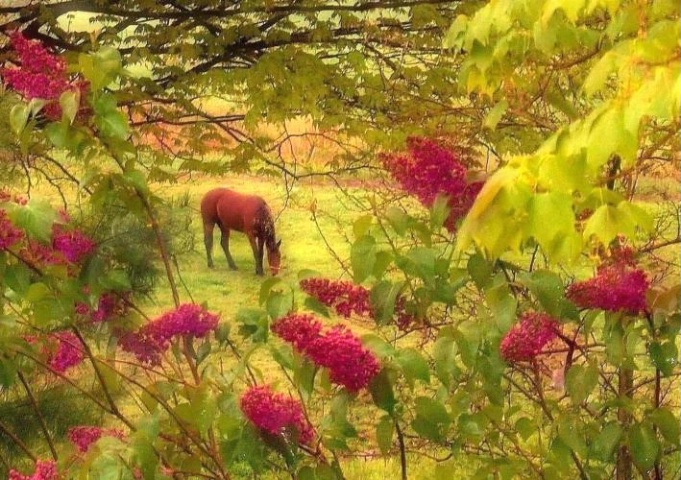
0 2 679 480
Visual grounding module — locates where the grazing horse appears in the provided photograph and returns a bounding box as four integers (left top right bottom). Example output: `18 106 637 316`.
201 188 281 276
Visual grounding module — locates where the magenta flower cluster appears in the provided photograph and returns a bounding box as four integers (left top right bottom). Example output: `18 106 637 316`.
240 384 315 444
48 331 85 373
271 312 323 351
500 312 560 363
381 136 483 231
119 303 219 365
9 460 58 480
566 262 649 314
51 224 95 263
300 277 417 331
0 209 23 250
1 31 87 120
68 425 126 453
271 313 380 391
299 277 372 318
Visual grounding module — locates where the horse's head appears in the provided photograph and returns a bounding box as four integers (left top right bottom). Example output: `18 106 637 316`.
267 239 282 275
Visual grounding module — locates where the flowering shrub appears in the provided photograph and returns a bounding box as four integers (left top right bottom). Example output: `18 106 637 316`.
47 331 85 373
51 224 95 263
0 209 24 249
68 426 126 453
240 385 315 444
381 136 483 231
566 262 649 314
271 313 380 391
299 277 371 317
300 277 417 330
270 312 323 351
9 460 59 480
305 325 381 391
119 303 219 365
1 31 87 120
500 312 561 363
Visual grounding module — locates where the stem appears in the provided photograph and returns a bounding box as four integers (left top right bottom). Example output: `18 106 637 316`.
393 416 407 480
17 372 58 461
616 365 633 480
139 193 181 307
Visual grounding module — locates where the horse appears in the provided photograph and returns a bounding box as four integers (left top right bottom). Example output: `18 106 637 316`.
200 188 282 276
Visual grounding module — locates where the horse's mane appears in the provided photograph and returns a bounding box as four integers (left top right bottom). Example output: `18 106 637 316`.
254 202 277 250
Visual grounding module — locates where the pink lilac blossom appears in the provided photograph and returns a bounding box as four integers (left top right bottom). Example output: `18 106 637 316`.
271 313 323 351
51 225 95 263
0 209 24 249
118 304 219 365
500 312 560 363
47 331 84 373
271 314 381 391
381 136 483 232
68 425 126 453
1 31 87 120
240 385 315 444
566 263 648 314
299 278 372 318
9 459 59 480
300 277 417 331
305 325 381 391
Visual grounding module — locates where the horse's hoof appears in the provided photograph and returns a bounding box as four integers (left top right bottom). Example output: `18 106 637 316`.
229 265 238 271
207 264 214 269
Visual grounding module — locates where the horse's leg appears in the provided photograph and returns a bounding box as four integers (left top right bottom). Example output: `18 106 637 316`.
248 233 264 276
219 227 238 270
203 221 215 268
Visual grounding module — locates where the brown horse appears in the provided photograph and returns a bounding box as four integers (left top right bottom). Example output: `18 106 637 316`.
201 188 281 276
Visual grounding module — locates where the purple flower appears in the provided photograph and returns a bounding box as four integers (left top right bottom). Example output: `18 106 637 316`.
500 312 560 363
240 385 315 444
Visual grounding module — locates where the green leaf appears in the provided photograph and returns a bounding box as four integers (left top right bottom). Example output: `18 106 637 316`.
370 280 404 326
361 334 396 359
10 103 29 135
376 416 394 455
467 253 493 289
369 368 396 413
557 416 587 457
430 194 451 230
583 51 616 97
649 408 680 446
415 397 450 427
629 423 660 472
59 90 79 125
515 417 535 441
649 341 678 377
259 276 283 305
352 214 373 239
591 423 622 461
79 47 122 90
565 363 598 404
9 198 56 242
520 269 577 319
528 192 577 261
483 99 508 130
385 206 409 236
583 204 632 245
395 348 430 385
266 289 293 320
351 235 376 283
433 330 458 386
